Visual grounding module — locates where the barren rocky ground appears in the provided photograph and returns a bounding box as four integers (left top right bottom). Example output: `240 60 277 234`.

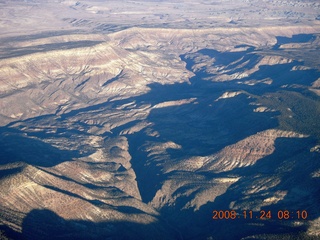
0 0 320 239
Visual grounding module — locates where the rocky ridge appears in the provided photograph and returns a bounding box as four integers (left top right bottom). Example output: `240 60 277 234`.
0 24 319 239
1 25 319 126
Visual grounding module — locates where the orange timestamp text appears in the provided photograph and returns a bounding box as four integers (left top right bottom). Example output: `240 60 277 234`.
212 210 308 220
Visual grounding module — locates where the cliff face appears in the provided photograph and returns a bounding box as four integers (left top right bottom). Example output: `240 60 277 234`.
0 21 320 240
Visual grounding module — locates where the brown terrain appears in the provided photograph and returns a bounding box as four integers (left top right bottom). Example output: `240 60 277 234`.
0 0 320 239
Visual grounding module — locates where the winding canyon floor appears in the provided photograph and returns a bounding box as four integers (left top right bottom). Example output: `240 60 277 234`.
0 0 320 239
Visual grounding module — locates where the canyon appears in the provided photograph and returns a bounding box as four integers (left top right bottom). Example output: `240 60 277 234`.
0 0 320 239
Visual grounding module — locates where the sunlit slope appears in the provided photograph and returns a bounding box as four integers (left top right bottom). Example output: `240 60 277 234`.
0 26 319 239
1 26 319 125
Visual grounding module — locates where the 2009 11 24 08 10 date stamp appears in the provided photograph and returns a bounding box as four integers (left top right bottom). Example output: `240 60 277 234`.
212 210 308 220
